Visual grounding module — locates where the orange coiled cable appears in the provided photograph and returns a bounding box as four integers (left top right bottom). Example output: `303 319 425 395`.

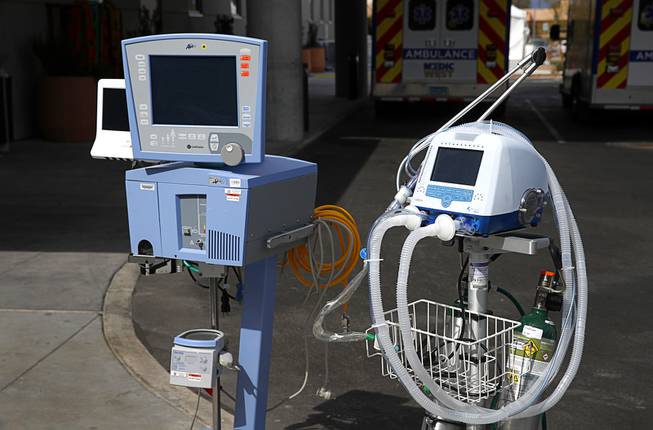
287 205 361 290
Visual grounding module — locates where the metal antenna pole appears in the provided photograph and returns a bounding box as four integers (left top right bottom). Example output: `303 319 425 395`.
209 277 222 430
477 62 539 122
437 48 547 132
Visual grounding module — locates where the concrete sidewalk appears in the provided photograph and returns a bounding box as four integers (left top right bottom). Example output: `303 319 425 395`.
0 140 194 429
0 74 363 429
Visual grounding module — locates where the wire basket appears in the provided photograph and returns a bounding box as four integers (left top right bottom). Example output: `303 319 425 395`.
366 299 521 403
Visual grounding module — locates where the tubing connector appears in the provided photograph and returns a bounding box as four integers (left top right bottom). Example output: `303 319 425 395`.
403 205 424 231
454 216 479 235
434 214 456 241
393 185 412 207
419 215 457 241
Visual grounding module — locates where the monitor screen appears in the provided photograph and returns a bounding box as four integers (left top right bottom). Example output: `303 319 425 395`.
102 88 130 132
149 55 238 127
431 148 484 186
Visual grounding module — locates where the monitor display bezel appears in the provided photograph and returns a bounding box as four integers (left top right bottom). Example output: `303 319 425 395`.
122 33 268 164
148 54 240 128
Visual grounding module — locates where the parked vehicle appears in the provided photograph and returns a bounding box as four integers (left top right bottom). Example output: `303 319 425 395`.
557 0 653 117
371 0 511 108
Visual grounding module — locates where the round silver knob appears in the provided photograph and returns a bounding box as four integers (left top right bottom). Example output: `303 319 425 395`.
221 142 244 166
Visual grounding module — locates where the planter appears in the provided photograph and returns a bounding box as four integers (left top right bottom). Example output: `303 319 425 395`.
302 48 312 71
38 76 96 142
308 46 326 73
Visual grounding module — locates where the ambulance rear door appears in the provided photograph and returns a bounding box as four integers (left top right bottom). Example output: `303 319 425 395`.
402 0 478 86
627 0 653 101
592 0 653 106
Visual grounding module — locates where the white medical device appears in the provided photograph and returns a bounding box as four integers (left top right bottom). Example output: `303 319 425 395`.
170 329 225 389
91 79 133 161
313 48 588 430
411 122 547 236
368 48 586 428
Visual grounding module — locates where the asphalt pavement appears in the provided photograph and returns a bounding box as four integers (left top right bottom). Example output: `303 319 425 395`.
133 79 653 429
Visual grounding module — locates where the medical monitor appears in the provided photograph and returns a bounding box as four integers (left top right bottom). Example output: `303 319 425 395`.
122 34 268 164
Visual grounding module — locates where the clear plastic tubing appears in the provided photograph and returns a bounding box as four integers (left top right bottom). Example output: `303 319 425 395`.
368 160 587 424
312 264 370 342
394 217 472 410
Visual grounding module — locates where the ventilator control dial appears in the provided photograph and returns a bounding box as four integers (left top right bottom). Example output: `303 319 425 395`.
221 142 245 166
518 188 545 226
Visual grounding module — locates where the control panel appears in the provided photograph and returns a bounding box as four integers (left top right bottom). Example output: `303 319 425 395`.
179 195 207 251
122 34 267 164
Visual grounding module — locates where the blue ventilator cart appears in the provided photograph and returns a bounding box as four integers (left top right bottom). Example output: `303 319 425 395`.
118 33 317 430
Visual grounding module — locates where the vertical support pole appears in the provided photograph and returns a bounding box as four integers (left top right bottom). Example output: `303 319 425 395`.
467 247 490 430
209 277 222 430
234 256 278 430
213 363 221 430
210 277 219 328
468 252 490 337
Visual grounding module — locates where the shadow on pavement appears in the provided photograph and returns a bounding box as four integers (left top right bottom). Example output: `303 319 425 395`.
285 390 423 430
293 136 380 205
0 140 129 253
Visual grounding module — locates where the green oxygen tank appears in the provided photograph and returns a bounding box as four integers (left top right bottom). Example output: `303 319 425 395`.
497 271 559 430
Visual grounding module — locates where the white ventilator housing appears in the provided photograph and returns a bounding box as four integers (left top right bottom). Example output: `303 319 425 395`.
366 121 587 424
411 122 548 235
312 50 586 425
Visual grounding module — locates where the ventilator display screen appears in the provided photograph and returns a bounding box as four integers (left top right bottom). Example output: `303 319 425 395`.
150 55 238 126
431 148 484 186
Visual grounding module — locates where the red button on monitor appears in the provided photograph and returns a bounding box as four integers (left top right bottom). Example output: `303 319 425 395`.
240 71 250 77
240 55 251 61
240 63 249 69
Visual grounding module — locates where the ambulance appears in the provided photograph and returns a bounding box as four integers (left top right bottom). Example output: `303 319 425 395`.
371 0 512 107
558 0 653 115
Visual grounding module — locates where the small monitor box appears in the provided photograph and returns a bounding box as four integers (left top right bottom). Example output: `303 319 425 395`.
122 34 268 165
91 79 133 161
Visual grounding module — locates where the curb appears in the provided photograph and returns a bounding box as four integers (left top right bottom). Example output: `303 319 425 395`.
102 263 235 429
